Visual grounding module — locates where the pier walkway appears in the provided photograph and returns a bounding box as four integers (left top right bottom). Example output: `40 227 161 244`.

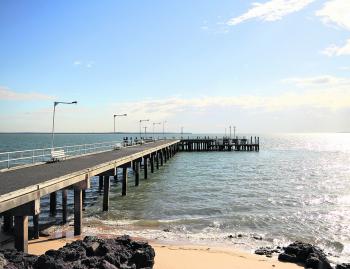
0 139 179 252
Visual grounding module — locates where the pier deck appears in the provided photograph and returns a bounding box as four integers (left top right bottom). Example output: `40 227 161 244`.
0 139 179 252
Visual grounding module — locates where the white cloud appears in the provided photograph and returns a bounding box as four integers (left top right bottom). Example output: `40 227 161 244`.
0 87 54 101
283 75 350 86
316 0 350 30
321 39 350 56
113 87 350 118
227 0 315 26
316 0 350 57
73 60 94 68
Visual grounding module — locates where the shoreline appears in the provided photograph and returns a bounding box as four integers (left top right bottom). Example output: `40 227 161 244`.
23 230 302 269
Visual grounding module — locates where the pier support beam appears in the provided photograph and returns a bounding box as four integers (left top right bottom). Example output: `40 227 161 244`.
144 157 148 179
14 216 28 252
62 189 67 224
2 212 13 232
160 151 164 166
135 160 140 186
114 168 118 182
50 192 57 216
74 188 82 236
99 176 103 193
156 152 159 170
10 199 40 252
122 167 128 195
33 214 39 239
150 154 154 173
103 176 110 211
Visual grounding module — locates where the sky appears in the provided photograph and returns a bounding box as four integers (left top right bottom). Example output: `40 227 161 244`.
0 0 349 133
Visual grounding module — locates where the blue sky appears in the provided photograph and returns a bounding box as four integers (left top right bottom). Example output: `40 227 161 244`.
0 0 349 133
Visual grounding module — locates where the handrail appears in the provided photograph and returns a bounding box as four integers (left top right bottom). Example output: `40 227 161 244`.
0 140 124 169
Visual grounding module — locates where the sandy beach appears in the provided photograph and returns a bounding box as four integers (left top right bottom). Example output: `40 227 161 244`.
26 234 301 269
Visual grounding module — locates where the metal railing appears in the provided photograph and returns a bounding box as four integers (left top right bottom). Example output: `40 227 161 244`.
0 140 124 170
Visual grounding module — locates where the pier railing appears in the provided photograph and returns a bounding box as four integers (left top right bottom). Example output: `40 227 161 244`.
0 140 124 169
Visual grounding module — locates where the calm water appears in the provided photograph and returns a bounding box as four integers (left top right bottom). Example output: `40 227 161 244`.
1 133 350 263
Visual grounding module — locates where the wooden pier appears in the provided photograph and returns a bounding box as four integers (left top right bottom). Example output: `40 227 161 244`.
0 136 260 252
179 137 260 152
0 140 179 252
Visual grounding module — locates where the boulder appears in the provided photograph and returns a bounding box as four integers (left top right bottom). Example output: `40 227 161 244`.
278 241 332 269
0 235 155 269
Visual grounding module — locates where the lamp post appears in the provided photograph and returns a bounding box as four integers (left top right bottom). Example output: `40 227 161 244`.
144 126 147 137
113 114 127 133
229 126 232 138
51 101 78 149
139 119 149 138
152 122 161 140
181 126 184 138
233 126 236 138
162 120 167 139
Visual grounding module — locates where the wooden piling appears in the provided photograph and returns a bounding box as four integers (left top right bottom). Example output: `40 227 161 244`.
3 212 13 232
150 154 154 173
156 152 159 169
74 188 82 236
103 176 110 211
122 167 128 195
14 216 28 252
160 151 164 166
144 157 148 179
114 168 118 181
135 160 140 186
49 192 57 216
62 189 67 224
33 214 39 239
99 176 103 192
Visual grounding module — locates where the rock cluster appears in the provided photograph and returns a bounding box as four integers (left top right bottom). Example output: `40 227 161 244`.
278 241 332 269
0 235 155 269
254 246 281 258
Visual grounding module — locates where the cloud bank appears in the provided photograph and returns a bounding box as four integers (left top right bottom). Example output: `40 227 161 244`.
227 0 315 26
0 87 54 101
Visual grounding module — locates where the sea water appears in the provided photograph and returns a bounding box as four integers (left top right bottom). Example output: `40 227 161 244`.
1 133 350 263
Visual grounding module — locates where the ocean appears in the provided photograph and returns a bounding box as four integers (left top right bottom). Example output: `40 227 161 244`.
1 133 350 264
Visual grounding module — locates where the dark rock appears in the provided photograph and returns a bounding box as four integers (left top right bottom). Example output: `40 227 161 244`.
237 234 243 238
1 235 155 269
278 241 332 269
162 229 170 233
255 247 280 258
279 253 298 263
337 264 350 269
252 235 262 240
227 235 234 239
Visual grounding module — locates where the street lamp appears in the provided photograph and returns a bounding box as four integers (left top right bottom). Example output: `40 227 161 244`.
51 101 78 149
113 114 127 133
139 119 149 138
152 122 161 140
162 120 167 139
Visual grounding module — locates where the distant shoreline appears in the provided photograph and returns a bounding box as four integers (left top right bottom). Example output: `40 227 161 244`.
0 132 193 134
